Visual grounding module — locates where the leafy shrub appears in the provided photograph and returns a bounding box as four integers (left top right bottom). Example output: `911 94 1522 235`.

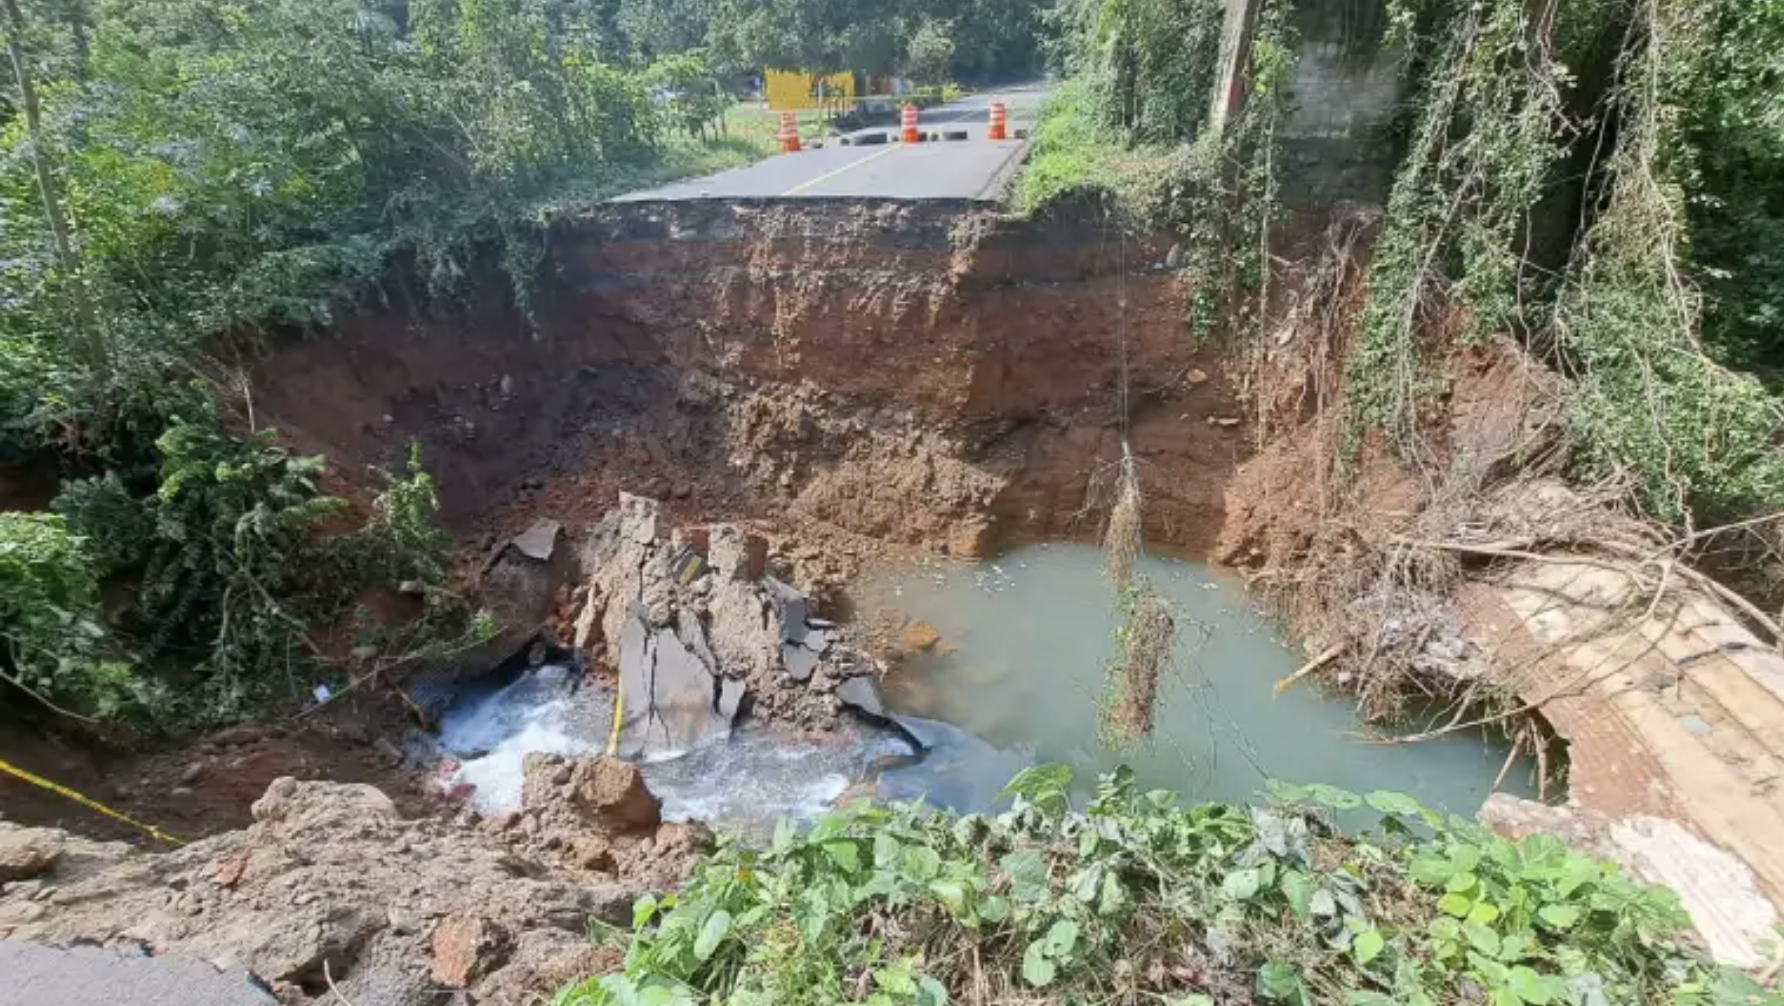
0 513 144 720
555 768 1773 1006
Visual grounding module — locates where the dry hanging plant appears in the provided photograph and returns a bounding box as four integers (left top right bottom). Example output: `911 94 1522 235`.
1104 442 1143 588
1102 582 1176 747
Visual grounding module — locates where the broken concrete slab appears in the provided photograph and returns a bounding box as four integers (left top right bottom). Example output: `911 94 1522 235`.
510 519 563 562
0 939 278 1006
764 577 809 643
782 642 821 683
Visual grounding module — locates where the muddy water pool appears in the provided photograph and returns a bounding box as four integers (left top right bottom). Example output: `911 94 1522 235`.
429 544 1532 833
860 543 1536 815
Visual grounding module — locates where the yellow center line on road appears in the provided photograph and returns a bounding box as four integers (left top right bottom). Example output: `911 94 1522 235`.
779 142 904 197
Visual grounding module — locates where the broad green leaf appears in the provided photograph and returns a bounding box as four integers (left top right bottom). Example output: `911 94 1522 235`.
1280 869 1315 919
1353 928 1386 966
1097 871 1130 918
1265 780 1311 805
1256 960 1302 1001
771 818 796 856
1365 790 1422 816
929 880 970 918
1222 867 1263 901
1309 888 1338 917
903 845 942 881
978 895 1010 923
873 832 902 868
1536 904 1580 929
1446 871 1479 894
915 974 949 1006
1448 845 1483 872
1021 940 1057 987
631 893 659 929
1346 994 1397 1006
824 840 861 874
1044 919 1079 957
1409 857 1455 886
1428 917 1461 941
1464 920 1502 958
1507 966 1555 1005
694 909 731 962
1306 784 1363 809
1465 901 1501 926
1438 892 1473 917
874 960 916 995
1001 850 1050 904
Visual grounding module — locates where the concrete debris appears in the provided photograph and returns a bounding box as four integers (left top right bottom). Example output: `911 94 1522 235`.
509 519 563 562
1 775 690 1006
574 494 894 757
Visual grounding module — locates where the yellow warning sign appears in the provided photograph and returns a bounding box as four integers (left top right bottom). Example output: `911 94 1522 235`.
765 69 856 111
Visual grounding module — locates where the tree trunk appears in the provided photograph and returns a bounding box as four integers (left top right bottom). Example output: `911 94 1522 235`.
3 0 104 367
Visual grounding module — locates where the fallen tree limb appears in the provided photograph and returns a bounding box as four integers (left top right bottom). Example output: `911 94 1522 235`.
1273 643 1345 697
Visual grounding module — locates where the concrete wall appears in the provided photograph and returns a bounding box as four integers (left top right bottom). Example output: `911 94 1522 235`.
1280 0 1404 206
1209 0 1405 207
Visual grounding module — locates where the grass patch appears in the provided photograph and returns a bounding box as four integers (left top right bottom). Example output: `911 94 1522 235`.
553 767 1768 1006
1015 78 1188 215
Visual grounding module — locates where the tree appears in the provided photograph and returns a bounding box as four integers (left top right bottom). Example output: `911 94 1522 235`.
905 16 954 83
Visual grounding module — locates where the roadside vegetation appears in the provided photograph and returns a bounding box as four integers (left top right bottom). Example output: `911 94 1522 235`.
1025 0 1784 549
0 0 1048 732
556 766 1778 1006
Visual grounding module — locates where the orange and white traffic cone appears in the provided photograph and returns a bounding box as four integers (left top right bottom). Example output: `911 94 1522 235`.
778 111 801 152
901 103 920 144
988 100 1007 141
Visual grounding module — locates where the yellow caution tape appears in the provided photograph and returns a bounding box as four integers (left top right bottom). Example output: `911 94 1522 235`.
605 669 626 758
0 756 185 846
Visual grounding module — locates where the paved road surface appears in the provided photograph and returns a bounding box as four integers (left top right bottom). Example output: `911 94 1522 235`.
0 939 277 1006
617 85 1049 203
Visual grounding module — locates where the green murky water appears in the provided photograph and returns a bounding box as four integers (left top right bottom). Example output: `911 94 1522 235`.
860 543 1536 815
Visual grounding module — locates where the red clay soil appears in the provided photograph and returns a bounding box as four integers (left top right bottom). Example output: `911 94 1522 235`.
244 200 1248 564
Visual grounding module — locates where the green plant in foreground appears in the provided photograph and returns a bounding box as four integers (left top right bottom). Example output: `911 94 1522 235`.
0 512 145 720
555 768 1778 1006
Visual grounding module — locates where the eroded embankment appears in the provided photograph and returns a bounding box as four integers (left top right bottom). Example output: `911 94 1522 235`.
28 196 1779 981
251 199 1245 564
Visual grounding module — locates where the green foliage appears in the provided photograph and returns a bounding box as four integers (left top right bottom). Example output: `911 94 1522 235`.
1344 0 1784 527
43 399 481 728
0 512 145 719
1048 0 1226 146
1027 0 1293 342
703 0 1046 79
643 52 731 140
556 769 1774 1006
904 17 956 86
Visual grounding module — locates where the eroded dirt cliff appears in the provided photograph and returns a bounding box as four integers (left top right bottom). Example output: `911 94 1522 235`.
249 200 1247 564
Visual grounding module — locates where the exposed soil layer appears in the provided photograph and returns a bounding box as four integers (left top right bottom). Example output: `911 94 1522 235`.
249 200 1247 564
0 714 432 845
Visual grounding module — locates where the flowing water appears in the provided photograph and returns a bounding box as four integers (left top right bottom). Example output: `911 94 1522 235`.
427 543 1532 834
858 543 1537 816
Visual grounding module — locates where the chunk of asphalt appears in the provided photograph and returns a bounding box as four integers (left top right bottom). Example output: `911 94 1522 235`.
782 642 821 682
763 577 810 644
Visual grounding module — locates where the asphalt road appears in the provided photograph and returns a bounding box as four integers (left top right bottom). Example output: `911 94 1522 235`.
616 84 1049 203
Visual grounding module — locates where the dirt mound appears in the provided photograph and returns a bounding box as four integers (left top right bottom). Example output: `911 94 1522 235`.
0 761 703 1005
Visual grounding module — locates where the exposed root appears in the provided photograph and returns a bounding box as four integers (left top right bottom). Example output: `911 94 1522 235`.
1103 443 1142 589
1101 582 1176 747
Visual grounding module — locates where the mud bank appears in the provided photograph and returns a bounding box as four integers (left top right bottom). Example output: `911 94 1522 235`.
250 200 1246 563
